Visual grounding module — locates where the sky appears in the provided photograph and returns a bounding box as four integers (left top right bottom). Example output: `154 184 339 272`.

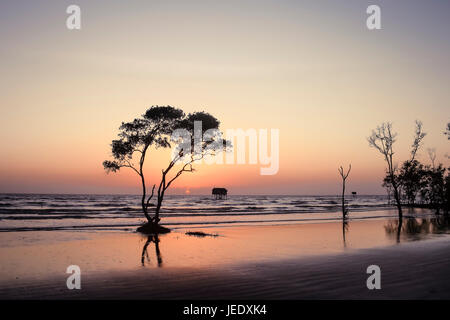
0 0 449 195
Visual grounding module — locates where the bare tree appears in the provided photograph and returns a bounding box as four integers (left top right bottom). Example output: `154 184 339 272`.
410 120 426 161
338 164 351 219
368 121 427 218
368 123 403 218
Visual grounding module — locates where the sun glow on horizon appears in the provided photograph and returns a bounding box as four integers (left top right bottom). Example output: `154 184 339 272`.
0 0 449 194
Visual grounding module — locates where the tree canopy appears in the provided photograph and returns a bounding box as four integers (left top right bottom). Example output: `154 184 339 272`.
103 105 227 230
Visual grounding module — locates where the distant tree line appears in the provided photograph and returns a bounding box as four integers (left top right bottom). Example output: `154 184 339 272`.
369 121 450 216
385 158 450 210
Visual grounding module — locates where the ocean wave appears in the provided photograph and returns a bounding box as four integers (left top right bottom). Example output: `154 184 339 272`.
0 213 418 233
0 194 395 231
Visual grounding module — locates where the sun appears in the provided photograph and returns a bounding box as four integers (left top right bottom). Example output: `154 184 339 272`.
185 189 191 195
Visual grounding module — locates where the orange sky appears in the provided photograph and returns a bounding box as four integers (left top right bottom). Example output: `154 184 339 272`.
0 0 449 194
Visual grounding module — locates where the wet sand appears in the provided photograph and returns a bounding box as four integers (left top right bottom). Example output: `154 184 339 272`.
1 218 449 299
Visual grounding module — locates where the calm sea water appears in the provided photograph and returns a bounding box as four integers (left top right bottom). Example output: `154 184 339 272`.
0 194 415 232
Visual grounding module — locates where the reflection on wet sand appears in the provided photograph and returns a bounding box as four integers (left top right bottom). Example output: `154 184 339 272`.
141 234 163 267
136 216 450 269
2 214 450 280
342 218 349 248
384 216 450 243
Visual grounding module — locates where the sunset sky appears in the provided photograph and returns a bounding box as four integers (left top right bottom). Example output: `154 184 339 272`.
0 0 449 195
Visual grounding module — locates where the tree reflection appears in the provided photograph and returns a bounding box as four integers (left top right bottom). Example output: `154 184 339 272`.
342 218 349 248
384 216 450 243
141 234 163 267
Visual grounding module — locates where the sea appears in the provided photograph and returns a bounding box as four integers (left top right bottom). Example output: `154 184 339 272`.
0 193 420 232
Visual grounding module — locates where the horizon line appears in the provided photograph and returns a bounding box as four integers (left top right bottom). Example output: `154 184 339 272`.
0 192 388 197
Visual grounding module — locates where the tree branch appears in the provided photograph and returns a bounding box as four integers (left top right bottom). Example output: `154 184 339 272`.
145 184 156 210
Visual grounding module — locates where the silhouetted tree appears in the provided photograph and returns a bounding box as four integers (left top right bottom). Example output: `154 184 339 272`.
152 111 228 226
368 123 403 218
421 164 446 209
382 176 393 204
368 121 426 218
378 123 450 213
103 106 227 233
399 121 427 205
338 164 351 219
410 120 426 161
398 160 427 205
444 174 450 213
103 106 184 223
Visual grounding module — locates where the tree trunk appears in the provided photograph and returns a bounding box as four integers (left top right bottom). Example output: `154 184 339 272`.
139 145 152 222
154 195 163 224
140 174 151 222
391 178 403 219
341 180 346 218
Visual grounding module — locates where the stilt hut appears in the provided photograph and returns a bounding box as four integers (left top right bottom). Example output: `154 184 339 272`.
212 188 228 200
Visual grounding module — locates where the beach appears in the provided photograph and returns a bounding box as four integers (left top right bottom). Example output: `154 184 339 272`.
1 216 449 299
2 0 450 307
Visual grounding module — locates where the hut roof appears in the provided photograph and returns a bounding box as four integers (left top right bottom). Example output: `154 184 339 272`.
212 188 228 195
